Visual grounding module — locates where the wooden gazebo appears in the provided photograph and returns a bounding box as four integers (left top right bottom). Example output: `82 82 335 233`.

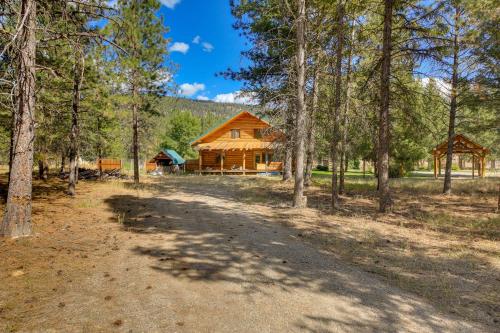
432 134 490 179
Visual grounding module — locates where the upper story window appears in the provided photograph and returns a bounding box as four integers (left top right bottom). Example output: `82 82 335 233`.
254 129 263 139
231 129 240 139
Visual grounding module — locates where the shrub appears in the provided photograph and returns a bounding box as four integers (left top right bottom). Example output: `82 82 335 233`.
389 163 406 178
316 165 329 171
352 159 360 169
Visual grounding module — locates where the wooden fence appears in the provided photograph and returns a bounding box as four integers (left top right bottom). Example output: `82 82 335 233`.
185 159 199 172
97 159 122 171
145 162 157 172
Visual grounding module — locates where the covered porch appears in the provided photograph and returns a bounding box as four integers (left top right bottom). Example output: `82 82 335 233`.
195 145 282 175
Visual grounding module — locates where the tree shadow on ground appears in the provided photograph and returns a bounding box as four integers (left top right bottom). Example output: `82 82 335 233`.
135 176 498 240
104 180 494 332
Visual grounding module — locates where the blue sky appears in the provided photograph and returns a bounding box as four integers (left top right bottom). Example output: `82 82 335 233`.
159 0 250 103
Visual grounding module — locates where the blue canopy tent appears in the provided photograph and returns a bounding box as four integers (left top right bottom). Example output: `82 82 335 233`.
162 149 185 165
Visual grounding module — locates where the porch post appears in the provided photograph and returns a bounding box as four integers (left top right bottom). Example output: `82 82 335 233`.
220 150 223 175
242 150 246 175
198 151 202 175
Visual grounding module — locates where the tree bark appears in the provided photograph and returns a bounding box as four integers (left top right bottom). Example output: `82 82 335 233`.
293 0 307 207
97 116 103 180
339 26 353 195
377 0 394 213
60 149 66 174
339 153 345 194
305 65 320 187
443 6 460 194
38 155 48 181
282 107 294 181
1 0 36 237
68 42 84 196
331 2 345 210
132 79 140 185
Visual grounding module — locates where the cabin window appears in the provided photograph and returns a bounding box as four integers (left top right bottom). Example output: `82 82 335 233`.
254 129 263 139
231 129 240 139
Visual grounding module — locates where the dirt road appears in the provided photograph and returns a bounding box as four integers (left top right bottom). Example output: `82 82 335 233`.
4 177 494 332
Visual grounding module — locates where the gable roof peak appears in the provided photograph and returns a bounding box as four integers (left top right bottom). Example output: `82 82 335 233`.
191 110 270 146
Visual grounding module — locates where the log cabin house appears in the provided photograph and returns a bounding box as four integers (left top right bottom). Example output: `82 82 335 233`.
191 111 283 174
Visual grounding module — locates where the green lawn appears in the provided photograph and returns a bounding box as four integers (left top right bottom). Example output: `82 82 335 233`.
311 168 499 195
312 169 373 179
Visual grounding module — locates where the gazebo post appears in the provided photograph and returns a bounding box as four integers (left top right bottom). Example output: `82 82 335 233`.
433 153 438 179
472 155 475 179
481 155 485 178
478 156 482 178
438 157 442 176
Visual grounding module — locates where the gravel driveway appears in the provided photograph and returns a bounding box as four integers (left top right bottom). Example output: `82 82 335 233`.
28 178 492 332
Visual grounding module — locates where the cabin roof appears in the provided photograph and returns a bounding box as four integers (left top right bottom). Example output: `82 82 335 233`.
194 141 276 151
191 110 271 146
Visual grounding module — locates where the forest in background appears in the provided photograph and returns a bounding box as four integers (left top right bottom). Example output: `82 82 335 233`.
0 96 254 166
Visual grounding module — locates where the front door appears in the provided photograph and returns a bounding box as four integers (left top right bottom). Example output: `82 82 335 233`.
254 151 262 168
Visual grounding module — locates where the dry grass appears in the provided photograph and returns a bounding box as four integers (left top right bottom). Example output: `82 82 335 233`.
157 174 499 326
217 174 500 326
0 177 131 332
0 173 498 330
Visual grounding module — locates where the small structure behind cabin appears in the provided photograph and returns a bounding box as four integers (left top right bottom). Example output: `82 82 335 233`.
146 149 185 173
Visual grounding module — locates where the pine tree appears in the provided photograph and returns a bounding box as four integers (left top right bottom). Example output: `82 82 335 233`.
106 0 169 185
1 0 36 237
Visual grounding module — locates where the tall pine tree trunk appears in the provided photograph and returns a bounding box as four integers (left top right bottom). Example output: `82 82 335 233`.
305 66 320 187
293 0 307 207
68 43 84 196
60 149 66 174
282 106 294 181
443 6 460 194
132 80 140 185
377 0 394 213
97 116 103 180
1 0 36 237
38 153 48 181
331 2 344 210
339 30 353 194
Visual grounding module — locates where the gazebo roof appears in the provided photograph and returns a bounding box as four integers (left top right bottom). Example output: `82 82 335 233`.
432 134 490 157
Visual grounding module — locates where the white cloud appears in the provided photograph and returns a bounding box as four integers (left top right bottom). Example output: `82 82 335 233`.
169 42 189 54
179 83 205 96
202 42 214 52
159 0 181 9
196 95 210 101
154 70 172 87
192 35 201 44
213 91 258 105
420 77 451 96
